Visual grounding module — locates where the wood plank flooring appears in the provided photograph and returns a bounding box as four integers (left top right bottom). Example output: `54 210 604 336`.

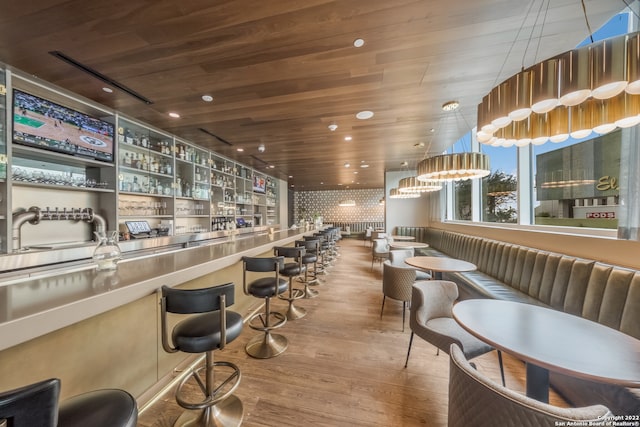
137 237 566 427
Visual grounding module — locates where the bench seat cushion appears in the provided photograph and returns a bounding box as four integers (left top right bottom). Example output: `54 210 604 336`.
444 270 549 307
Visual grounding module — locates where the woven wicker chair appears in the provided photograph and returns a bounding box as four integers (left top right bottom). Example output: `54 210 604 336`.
381 260 415 331
405 280 505 387
448 343 611 427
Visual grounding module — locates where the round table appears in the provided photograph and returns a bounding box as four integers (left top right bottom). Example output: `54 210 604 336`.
389 241 429 249
390 235 416 241
404 256 476 280
453 299 640 403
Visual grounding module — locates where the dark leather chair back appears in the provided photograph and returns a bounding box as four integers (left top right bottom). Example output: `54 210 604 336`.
0 378 60 427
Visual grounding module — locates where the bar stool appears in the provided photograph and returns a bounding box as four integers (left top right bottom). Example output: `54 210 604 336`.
242 256 289 358
295 239 321 297
160 283 243 427
304 235 329 276
0 378 137 427
273 246 307 319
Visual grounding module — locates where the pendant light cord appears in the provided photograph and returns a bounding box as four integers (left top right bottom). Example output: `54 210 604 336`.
523 0 547 69
581 0 594 44
490 0 539 87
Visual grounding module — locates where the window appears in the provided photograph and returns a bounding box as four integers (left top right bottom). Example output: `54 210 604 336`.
452 135 472 221
481 145 517 223
533 131 621 229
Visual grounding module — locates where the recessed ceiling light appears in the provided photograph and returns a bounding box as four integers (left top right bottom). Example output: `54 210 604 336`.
356 110 374 120
344 162 350 168
328 124 338 131
401 161 408 167
360 164 369 168
168 112 180 118
430 128 435 132
269 165 275 168
288 175 293 178
320 182 324 185
442 101 460 111
344 136 352 141
353 38 365 48
102 87 113 93
236 148 244 152
354 171 358 174
202 95 213 102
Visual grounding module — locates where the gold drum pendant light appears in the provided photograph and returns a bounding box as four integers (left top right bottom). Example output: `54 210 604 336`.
477 31 640 148
591 35 628 100
416 153 490 182
389 188 420 199
548 105 570 143
508 70 532 121
559 47 592 106
626 33 640 95
398 176 442 193
569 99 595 139
531 58 560 114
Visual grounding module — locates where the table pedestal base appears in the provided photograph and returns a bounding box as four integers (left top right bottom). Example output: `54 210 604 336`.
526 363 549 403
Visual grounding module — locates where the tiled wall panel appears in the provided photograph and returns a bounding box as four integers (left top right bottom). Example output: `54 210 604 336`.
294 189 384 223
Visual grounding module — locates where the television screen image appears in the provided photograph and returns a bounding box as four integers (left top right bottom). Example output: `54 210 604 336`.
12 89 114 163
253 175 266 193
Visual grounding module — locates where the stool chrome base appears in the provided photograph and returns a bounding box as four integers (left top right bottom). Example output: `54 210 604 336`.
285 301 307 319
303 285 319 298
174 394 243 427
245 332 288 359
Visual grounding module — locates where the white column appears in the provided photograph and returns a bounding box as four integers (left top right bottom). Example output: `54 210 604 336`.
617 127 640 240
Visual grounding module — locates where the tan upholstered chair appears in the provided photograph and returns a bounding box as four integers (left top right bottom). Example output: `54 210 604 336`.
363 227 373 246
371 238 390 270
404 280 505 386
448 343 611 427
381 260 415 331
389 248 431 280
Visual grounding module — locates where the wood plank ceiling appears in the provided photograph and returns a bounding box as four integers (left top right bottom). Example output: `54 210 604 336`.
0 0 625 190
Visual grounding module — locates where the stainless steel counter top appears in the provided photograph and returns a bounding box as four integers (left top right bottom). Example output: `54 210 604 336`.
0 228 316 351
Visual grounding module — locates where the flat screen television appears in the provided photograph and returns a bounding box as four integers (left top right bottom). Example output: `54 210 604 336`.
12 89 115 163
253 175 266 193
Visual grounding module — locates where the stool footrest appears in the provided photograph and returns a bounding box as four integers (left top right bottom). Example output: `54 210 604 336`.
248 310 286 332
175 361 242 411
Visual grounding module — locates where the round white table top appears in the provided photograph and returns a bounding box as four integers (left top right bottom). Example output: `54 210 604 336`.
453 299 640 387
390 235 416 241
404 256 476 273
389 241 429 249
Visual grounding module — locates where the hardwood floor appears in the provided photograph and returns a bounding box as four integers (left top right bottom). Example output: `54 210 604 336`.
137 237 566 427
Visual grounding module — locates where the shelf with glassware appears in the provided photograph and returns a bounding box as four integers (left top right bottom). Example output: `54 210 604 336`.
235 168 254 230
173 140 211 235
12 145 115 193
210 154 237 230
117 118 174 196
116 118 176 239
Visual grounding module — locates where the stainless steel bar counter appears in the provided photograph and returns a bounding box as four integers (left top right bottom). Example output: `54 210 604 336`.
0 227 318 400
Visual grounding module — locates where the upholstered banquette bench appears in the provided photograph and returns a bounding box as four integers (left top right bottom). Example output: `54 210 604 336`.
393 226 640 415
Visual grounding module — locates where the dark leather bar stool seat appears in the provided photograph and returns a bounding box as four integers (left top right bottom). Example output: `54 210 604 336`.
0 378 137 427
161 283 243 427
295 239 321 297
242 256 289 358
304 235 328 275
274 246 307 320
